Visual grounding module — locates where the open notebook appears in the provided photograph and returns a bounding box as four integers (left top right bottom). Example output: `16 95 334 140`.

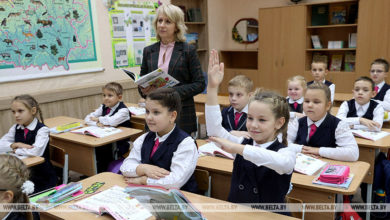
70 126 122 138
198 142 234 160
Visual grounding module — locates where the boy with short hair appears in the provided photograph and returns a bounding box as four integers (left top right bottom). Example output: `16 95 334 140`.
307 60 335 102
336 76 384 131
85 82 131 172
370 58 390 111
221 75 253 138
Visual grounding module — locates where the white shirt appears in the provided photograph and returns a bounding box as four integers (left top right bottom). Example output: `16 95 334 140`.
287 96 304 119
374 81 390 111
336 100 384 131
233 104 248 115
0 118 49 157
287 114 359 162
84 102 130 127
120 125 198 189
205 104 296 175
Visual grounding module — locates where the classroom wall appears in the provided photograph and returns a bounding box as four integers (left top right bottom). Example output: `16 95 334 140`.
208 0 347 51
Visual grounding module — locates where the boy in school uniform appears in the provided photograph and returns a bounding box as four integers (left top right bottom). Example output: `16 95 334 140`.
337 76 384 131
307 60 335 103
370 58 390 111
221 75 253 138
85 82 131 172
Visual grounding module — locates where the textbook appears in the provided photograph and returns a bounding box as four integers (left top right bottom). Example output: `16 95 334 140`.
49 122 82 134
70 126 122 138
73 186 153 220
128 106 146 115
30 183 83 211
294 153 327 175
125 185 204 220
330 54 343 71
352 129 390 141
123 68 179 89
311 35 322 49
313 173 354 189
198 142 234 160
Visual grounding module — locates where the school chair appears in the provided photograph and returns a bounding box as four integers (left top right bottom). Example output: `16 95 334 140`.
49 145 69 184
285 196 305 220
194 168 211 197
129 121 145 141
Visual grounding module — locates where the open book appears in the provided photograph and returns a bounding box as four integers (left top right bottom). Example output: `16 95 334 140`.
352 129 390 141
70 126 122 138
74 186 152 220
198 142 234 160
128 106 146 115
125 185 204 220
123 68 179 89
294 153 327 175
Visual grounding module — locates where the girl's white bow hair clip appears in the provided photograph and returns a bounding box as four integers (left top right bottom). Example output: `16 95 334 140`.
21 180 35 195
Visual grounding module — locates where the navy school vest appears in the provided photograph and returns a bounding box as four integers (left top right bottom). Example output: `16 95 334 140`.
221 106 247 132
140 126 197 193
228 139 292 204
287 98 303 113
102 102 131 127
307 80 333 87
295 114 340 148
14 122 57 193
374 83 390 101
346 99 378 120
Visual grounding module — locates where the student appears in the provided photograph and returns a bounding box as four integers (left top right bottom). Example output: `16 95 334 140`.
206 49 295 204
287 75 306 119
0 95 57 193
0 155 38 220
120 88 198 193
370 58 390 111
221 75 253 138
85 82 131 172
288 82 359 162
337 76 384 131
307 60 335 103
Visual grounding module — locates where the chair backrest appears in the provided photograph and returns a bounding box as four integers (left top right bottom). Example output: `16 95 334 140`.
130 121 145 130
194 169 211 197
285 196 305 220
50 145 68 184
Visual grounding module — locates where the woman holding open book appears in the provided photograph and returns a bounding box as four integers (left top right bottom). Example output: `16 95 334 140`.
138 3 206 136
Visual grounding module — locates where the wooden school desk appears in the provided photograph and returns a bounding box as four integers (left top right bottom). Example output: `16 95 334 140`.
40 172 298 220
23 156 44 167
196 141 370 220
45 116 143 176
334 93 352 107
194 94 230 124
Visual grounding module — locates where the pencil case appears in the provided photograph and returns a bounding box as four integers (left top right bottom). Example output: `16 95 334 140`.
319 165 350 184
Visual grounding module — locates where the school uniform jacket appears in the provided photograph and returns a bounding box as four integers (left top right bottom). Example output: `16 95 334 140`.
228 139 292 204
139 126 197 193
14 122 57 193
374 82 390 101
346 99 378 120
221 106 247 132
140 41 206 134
295 114 340 148
286 97 303 113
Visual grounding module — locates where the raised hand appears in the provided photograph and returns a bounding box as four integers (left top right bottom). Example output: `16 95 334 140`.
208 136 244 155
207 49 224 89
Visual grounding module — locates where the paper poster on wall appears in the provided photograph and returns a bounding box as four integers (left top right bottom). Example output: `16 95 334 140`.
109 1 158 68
0 0 102 83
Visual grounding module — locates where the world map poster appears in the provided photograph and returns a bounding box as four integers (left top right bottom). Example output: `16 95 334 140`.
0 0 101 82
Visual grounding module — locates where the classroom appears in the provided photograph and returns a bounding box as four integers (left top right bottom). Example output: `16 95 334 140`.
0 0 389 219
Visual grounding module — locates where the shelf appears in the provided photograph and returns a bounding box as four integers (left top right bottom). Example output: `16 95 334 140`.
306 48 356 51
247 25 258 28
185 22 206 25
196 48 207 52
220 49 258 52
307 24 357 29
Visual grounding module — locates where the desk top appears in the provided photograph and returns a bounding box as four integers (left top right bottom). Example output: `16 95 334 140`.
45 116 143 147
194 94 230 107
334 93 352 102
355 128 390 149
23 156 44 167
42 172 297 220
196 138 369 195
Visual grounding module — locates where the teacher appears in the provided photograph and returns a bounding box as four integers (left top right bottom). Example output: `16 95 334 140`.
139 3 206 135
